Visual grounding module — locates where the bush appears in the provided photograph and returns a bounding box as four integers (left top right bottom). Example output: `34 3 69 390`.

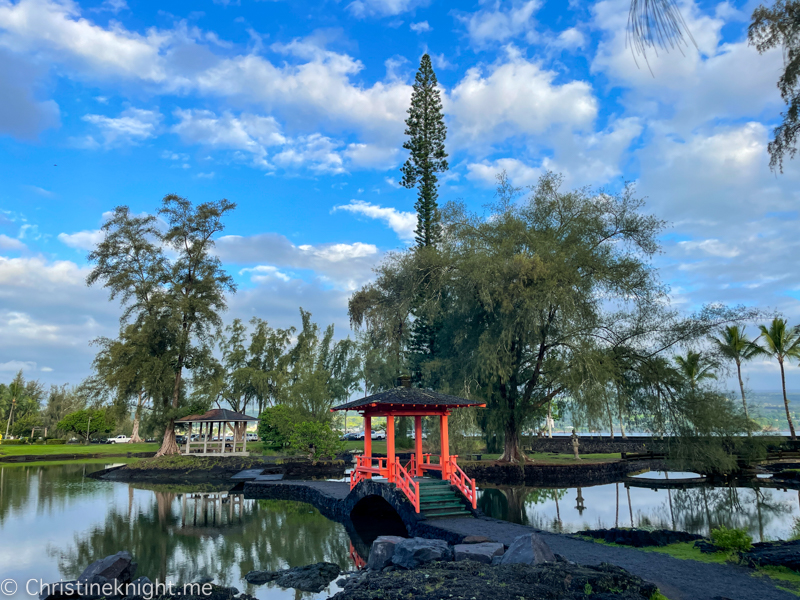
259 405 300 451
288 421 344 460
45 439 67 445
0 439 26 445
710 526 753 553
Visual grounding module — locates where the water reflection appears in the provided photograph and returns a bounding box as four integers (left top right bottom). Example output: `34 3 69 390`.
0 464 355 600
477 476 800 541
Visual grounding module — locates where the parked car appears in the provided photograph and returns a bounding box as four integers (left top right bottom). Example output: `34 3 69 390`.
107 435 131 444
246 433 259 442
175 435 187 445
340 432 360 441
371 431 386 440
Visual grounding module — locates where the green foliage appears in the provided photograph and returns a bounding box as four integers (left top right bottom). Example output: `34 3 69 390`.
752 317 800 438
1 371 45 438
710 526 753 553
749 0 800 172
87 197 237 455
57 408 115 441
258 405 298 451
288 421 344 459
583 583 593 595
400 53 448 249
0 439 26 445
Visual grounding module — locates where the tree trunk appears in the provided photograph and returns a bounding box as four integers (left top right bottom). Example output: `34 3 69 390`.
606 400 614 439
498 415 528 463
130 391 144 443
617 397 627 439
4 398 15 438
547 401 553 439
156 357 185 457
737 360 751 436
780 358 796 440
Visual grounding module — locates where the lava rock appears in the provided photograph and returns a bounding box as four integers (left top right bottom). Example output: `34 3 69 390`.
328 559 658 600
744 539 800 571
499 533 555 566
244 570 279 585
694 540 719 554
124 577 152 599
367 535 406 570
453 542 505 564
78 551 138 586
391 538 452 570
461 535 495 544
273 562 340 593
581 528 704 548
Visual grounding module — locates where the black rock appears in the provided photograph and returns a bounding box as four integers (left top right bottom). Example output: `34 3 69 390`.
244 570 279 585
391 538 452 569
78 551 137 587
580 528 704 548
273 562 341 593
694 540 719 554
744 539 800 570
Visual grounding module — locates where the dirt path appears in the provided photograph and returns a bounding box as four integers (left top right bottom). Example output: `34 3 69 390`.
429 516 795 600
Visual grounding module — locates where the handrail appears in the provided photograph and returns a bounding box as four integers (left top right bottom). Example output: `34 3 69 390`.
403 454 416 475
350 455 390 490
448 456 477 509
394 457 420 513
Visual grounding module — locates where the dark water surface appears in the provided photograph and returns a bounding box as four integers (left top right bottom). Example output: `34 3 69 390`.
0 463 356 600
477 471 800 541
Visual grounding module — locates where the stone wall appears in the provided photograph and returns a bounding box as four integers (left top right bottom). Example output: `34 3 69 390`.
462 459 662 487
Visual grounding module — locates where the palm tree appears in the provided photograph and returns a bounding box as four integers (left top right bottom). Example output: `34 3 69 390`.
753 318 800 439
674 350 718 391
711 325 759 423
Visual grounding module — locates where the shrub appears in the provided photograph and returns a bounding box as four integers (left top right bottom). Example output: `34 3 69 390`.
258 405 299 451
710 526 753 553
288 421 344 460
45 439 67 445
0 439 26 445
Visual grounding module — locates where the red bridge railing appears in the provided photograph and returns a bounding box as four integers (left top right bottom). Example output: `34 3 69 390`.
448 456 477 509
394 457 420 513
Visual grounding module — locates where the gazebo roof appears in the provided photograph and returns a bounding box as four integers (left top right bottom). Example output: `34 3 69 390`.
175 408 258 423
331 387 485 413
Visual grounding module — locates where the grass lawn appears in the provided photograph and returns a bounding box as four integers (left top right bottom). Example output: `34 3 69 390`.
0 457 141 468
0 442 160 456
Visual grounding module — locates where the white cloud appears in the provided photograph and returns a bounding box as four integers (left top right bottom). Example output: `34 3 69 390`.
0 360 37 372
344 142 399 169
40 366 53 372
457 0 540 46
0 48 60 140
57 229 103 250
0 234 26 251
216 234 380 290
239 265 292 283
467 158 541 187
273 134 345 174
447 48 597 147
410 21 431 33
555 27 585 49
80 107 161 148
677 239 741 258
92 0 127 13
333 200 416 241
347 0 427 18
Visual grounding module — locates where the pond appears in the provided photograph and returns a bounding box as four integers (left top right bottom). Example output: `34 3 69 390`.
476 471 800 542
0 463 359 600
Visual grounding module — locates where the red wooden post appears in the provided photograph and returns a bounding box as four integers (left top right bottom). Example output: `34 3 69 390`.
386 415 395 482
364 415 372 477
440 414 449 480
414 415 423 477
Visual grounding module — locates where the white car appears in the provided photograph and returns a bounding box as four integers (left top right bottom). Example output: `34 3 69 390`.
371 430 386 440
107 435 131 444
246 433 259 442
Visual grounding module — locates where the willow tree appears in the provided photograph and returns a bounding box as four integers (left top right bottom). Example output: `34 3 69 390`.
88 196 236 456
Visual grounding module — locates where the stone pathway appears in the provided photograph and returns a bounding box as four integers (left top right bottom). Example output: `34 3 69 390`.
248 479 351 500
429 516 796 600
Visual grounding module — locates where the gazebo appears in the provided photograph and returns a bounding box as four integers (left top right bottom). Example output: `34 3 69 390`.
331 384 485 513
175 408 257 456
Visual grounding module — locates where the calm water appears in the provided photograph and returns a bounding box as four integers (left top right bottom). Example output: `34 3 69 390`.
477 471 800 542
0 463 357 600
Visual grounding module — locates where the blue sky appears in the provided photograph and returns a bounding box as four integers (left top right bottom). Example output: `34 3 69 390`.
1 0 799 391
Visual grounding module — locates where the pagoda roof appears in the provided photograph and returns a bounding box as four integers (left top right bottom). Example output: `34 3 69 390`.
175 408 258 423
331 387 485 412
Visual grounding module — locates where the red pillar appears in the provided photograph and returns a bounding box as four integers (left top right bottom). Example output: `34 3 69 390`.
386 415 395 482
414 415 423 477
364 415 372 458
440 414 450 480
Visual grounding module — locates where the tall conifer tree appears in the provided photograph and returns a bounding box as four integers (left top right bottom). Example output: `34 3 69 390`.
401 54 448 395
401 54 448 248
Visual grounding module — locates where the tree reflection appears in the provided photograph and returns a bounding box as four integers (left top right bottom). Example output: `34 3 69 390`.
52 488 351 587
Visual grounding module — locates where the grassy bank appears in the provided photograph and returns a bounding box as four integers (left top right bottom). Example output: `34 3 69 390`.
0 457 141 468
0 442 159 456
